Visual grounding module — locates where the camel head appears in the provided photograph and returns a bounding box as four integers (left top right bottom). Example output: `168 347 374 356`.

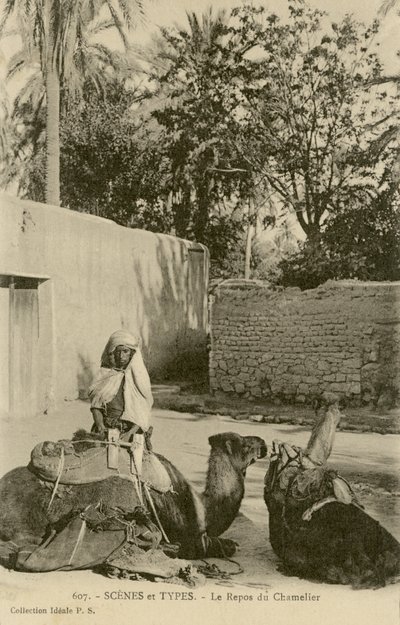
204 432 267 537
208 432 267 475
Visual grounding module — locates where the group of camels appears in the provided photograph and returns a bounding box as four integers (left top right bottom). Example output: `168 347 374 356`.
0 396 399 588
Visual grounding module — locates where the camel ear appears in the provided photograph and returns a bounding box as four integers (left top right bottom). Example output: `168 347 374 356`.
208 434 231 451
208 434 222 448
225 440 233 455
208 434 236 454
312 396 322 415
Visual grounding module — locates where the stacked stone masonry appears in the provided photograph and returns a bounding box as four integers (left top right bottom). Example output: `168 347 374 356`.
210 280 400 405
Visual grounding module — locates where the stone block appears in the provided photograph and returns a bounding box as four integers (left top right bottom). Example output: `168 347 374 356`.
298 383 309 394
346 373 360 382
261 353 275 362
367 350 378 362
348 382 361 394
344 358 361 369
361 362 380 373
304 376 320 384
250 414 264 422
329 382 347 392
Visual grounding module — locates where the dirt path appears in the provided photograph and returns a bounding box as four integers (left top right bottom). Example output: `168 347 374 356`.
0 401 399 625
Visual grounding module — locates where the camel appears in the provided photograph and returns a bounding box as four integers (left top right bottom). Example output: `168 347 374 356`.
264 397 400 588
0 431 266 572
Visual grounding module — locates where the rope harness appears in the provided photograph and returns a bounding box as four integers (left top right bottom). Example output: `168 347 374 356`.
39 433 245 582
46 433 171 546
267 441 362 536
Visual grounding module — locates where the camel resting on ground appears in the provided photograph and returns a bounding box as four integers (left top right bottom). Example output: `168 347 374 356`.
264 398 400 588
0 431 266 572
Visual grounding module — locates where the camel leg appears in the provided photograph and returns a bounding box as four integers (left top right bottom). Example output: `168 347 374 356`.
0 532 44 570
184 485 237 558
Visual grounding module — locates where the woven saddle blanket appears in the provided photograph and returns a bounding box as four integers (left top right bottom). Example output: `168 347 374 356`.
29 439 172 493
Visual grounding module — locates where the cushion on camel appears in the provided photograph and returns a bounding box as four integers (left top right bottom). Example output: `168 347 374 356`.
29 439 172 493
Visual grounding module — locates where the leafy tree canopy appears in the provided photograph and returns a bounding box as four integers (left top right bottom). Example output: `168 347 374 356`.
277 181 400 289
2 1 399 283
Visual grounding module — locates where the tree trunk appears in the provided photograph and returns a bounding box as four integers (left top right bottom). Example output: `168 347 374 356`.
244 197 254 279
45 3 60 206
306 222 322 247
194 180 210 243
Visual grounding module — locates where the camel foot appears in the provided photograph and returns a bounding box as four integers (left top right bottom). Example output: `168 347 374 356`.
205 537 238 558
0 540 19 568
159 542 181 557
0 540 41 570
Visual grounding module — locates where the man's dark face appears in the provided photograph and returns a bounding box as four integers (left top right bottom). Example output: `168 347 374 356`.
114 345 133 369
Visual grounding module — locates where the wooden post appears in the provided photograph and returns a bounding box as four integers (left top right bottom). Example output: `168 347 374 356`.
8 276 15 415
107 428 120 469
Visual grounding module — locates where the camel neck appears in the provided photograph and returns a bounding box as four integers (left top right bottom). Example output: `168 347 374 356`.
305 405 341 465
203 449 245 537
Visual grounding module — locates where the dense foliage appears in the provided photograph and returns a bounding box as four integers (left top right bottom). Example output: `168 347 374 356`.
1 0 399 283
278 186 400 289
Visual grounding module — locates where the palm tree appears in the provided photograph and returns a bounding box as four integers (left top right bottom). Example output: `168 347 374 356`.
3 14 133 192
0 0 145 206
135 9 234 232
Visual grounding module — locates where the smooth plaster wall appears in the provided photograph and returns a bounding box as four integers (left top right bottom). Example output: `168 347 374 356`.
0 195 208 414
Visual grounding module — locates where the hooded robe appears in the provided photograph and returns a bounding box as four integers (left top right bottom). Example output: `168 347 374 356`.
89 330 153 433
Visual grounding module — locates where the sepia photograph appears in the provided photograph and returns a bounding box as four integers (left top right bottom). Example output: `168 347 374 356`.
0 0 399 624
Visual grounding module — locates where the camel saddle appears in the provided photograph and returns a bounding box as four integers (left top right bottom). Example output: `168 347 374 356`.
266 441 362 520
29 436 172 493
13 504 189 578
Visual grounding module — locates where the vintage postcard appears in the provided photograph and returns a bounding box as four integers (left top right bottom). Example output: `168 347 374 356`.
0 0 399 624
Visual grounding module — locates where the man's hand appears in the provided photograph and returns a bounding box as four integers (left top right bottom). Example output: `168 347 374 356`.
91 408 106 436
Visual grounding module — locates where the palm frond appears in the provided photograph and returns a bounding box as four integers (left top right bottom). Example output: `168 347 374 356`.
116 0 146 28
105 0 129 48
0 0 18 34
379 0 399 16
7 49 30 79
12 69 44 113
86 17 116 34
7 28 41 74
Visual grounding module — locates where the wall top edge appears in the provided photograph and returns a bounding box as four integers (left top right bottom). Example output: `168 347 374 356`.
0 270 50 281
0 193 208 253
215 278 400 293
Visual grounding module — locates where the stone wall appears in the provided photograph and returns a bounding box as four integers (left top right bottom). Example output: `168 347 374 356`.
210 279 400 405
0 194 208 416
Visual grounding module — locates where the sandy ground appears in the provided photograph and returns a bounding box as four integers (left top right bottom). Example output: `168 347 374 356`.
0 401 399 625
